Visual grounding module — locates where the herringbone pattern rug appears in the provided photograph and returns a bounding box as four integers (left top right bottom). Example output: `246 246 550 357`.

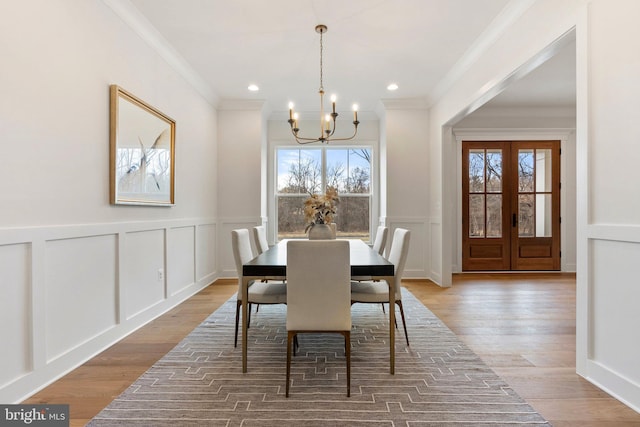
88 288 550 426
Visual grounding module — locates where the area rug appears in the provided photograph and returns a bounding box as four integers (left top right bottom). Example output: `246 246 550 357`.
88 288 550 426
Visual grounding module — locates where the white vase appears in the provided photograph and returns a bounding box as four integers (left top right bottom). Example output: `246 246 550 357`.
308 223 335 240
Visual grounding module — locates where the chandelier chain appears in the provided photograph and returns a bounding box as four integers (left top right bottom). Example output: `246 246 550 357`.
319 29 324 91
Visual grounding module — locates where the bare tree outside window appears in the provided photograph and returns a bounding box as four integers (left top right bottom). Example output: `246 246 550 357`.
468 149 503 238
277 147 372 240
518 150 535 237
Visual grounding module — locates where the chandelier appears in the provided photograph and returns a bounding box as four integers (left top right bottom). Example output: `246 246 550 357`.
287 25 359 144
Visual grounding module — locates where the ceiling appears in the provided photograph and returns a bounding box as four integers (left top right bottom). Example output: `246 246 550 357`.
124 0 576 117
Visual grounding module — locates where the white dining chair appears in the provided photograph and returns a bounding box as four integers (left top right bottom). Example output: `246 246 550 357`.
252 225 269 255
372 225 388 256
285 240 351 397
351 228 411 346
231 229 287 347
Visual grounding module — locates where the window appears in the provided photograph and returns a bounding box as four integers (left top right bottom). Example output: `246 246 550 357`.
276 147 372 240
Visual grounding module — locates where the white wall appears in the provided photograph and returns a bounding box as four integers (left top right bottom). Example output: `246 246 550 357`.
217 104 266 277
579 0 640 408
380 104 431 280
0 0 218 402
429 0 639 412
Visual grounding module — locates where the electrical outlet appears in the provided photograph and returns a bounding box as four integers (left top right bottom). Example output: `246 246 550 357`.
157 268 164 282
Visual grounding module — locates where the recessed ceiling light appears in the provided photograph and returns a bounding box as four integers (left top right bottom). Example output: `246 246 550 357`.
387 83 399 91
248 84 259 92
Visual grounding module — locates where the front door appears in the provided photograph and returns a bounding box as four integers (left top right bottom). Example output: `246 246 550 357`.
462 141 561 271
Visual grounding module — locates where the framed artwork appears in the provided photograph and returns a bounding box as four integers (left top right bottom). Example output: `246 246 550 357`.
109 85 176 205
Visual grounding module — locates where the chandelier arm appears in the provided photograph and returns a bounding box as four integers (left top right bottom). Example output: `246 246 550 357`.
323 122 360 142
322 134 357 142
290 130 325 144
326 118 337 138
296 139 323 145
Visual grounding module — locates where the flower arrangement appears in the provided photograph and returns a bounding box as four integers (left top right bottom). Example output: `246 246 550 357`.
304 187 339 232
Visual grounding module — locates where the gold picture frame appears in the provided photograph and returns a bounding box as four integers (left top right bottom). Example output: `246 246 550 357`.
109 85 176 205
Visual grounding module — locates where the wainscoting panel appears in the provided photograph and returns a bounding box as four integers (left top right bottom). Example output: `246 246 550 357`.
586 224 640 411
430 218 442 284
0 218 219 403
196 223 216 282
0 243 31 389
123 230 165 320
219 218 260 277
45 235 118 363
168 226 196 297
590 238 640 387
386 217 428 279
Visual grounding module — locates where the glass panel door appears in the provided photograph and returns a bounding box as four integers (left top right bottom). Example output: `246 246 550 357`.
511 142 560 270
462 142 510 271
463 140 561 271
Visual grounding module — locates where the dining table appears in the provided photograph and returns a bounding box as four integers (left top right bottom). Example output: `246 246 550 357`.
241 238 397 374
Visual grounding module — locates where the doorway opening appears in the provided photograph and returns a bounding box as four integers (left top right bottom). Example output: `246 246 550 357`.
462 140 561 271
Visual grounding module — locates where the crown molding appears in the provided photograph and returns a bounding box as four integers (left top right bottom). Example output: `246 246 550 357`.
268 109 378 122
217 99 268 111
464 105 576 118
452 127 575 143
102 0 219 106
379 98 430 110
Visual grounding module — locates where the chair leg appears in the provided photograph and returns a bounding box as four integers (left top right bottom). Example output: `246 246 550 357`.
344 331 351 397
286 331 294 397
247 303 252 327
234 300 241 348
397 300 410 346
381 303 386 313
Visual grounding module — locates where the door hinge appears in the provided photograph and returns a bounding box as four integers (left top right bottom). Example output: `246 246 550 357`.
560 250 562 258
559 216 562 224
559 182 562 190
559 148 562 155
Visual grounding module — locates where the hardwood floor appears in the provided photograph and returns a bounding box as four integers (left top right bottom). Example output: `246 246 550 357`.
25 275 640 426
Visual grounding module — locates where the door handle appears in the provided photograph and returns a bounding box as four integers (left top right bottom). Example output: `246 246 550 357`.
512 213 517 227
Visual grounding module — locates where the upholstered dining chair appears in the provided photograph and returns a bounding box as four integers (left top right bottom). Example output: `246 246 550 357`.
351 228 411 346
285 240 351 397
231 228 287 347
372 226 388 256
252 225 269 255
